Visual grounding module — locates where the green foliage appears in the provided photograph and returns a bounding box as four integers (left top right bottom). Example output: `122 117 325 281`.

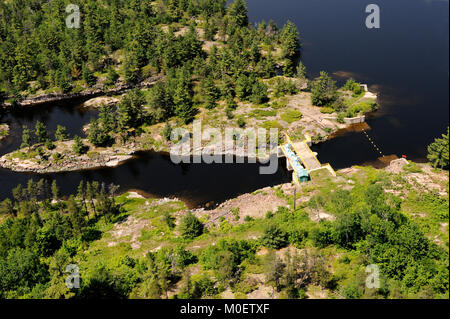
237 117 246 128
179 212 204 239
250 80 269 104
55 125 69 141
45 139 55 150
34 121 47 144
162 122 172 142
280 110 302 123
0 248 49 297
427 127 449 169
72 135 87 155
117 89 146 131
261 225 288 249
173 67 196 124
297 61 306 79
310 71 337 107
280 21 300 59
21 125 31 148
343 78 364 96
82 64 97 86
88 118 112 147
228 0 249 28
271 77 299 97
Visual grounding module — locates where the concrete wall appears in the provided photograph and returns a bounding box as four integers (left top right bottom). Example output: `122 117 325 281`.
344 115 366 124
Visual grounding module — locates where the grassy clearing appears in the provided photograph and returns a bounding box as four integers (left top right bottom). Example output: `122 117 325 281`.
280 110 302 123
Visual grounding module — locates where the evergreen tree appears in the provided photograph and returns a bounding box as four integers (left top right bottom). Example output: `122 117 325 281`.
162 122 172 141
56 68 71 93
427 128 449 169
280 21 300 59
310 71 337 107
250 80 268 104
55 125 69 141
82 64 97 86
35 121 47 144
105 66 119 86
179 212 204 239
228 0 248 28
88 119 111 147
51 180 59 201
117 89 145 131
235 74 252 101
173 68 196 124
147 81 173 122
21 125 31 148
202 76 219 109
72 135 87 155
297 61 307 79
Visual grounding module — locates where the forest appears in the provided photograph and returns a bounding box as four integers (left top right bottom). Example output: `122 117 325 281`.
0 0 448 300
0 163 448 299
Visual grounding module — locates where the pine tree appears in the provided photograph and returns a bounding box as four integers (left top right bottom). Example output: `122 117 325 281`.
56 68 72 93
51 180 59 201
35 121 48 144
235 74 252 101
250 80 268 104
88 118 111 147
202 76 219 109
228 0 248 28
297 61 307 79
280 21 300 59
55 125 69 141
310 71 337 107
162 122 172 141
105 66 119 86
98 105 116 132
173 68 196 124
427 128 449 169
21 125 31 148
72 135 87 155
82 64 97 86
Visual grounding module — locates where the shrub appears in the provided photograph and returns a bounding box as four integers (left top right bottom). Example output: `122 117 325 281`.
280 110 302 123
320 107 335 114
260 225 288 249
311 222 334 248
262 120 283 130
192 274 217 298
179 212 204 239
226 107 234 119
237 118 246 128
45 139 55 150
162 122 172 141
52 153 62 161
244 216 254 222
310 71 337 106
72 135 87 155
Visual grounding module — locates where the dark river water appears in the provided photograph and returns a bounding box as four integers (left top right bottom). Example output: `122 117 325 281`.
245 0 449 167
0 0 448 207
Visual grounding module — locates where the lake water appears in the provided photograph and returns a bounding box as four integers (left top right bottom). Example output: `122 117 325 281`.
0 0 448 206
246 0 449 168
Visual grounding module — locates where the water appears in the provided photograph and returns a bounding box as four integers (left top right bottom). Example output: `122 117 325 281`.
246 0 449 168
0 101 291 207
0 0 448 205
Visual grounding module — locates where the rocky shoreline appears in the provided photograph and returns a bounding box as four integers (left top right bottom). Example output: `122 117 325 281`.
0 123 9 142
0 141 140 173
0 83 378 174
1 76 162 108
